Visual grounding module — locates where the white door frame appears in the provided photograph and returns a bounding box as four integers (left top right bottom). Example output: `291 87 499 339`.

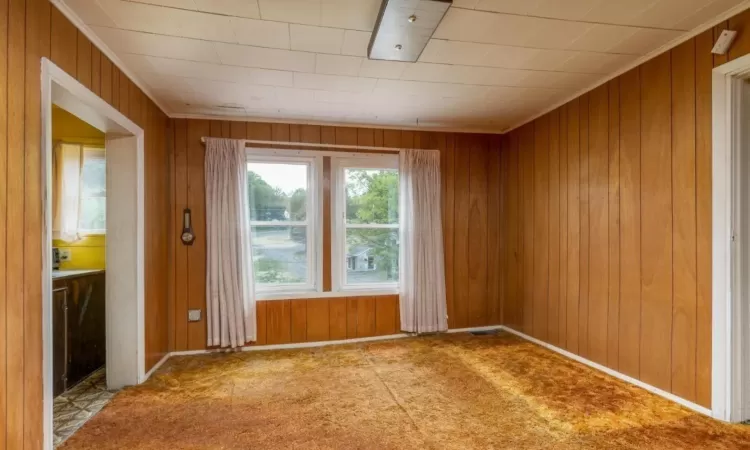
712 53 750 423
41 58 145 449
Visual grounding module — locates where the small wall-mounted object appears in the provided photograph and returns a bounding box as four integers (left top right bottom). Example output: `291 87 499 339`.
59 248 72 262
181 208 195 246
368 0 452 62
188 309 202 322
712 29 738 55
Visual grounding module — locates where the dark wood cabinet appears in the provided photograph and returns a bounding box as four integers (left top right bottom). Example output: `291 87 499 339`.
52 272 106 397
52 286 68 396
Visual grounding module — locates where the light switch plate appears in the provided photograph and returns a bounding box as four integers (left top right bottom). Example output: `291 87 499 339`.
188 309 202 322
59 249 71 261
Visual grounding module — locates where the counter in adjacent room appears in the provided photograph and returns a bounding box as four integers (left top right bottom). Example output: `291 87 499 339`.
52 270 106 396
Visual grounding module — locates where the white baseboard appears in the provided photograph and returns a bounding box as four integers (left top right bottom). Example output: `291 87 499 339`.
166 333 409 358
146 327 505 377
447 325 503 334
146 324 713 420
142 352 170 382
499 326 713 417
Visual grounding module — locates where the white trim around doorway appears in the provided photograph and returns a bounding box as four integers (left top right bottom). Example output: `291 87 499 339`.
41 57 146 450
712 53 750 423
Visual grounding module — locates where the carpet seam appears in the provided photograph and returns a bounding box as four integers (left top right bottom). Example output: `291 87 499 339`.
358 345 437 449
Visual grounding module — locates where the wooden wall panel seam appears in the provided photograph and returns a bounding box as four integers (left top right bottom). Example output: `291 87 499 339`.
497 40 710 402
695 28 714 409
7 0 26 446
607 79 621 372
670 39 698 403
24 0 45 443
0 0 8 444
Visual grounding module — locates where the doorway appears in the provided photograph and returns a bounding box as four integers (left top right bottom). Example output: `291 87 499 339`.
41 58 145 449
712 54 750 423
50 106 108 445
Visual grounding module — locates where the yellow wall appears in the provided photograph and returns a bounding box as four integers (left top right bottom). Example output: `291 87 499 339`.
52 105 105 145
52 106 106 269
53 236 106 270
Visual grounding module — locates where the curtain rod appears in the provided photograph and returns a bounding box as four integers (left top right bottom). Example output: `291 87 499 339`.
200 137 405 153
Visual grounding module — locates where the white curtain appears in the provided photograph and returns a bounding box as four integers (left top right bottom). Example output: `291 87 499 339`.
205 138 256 348
399 149 448 333
53 142 83 242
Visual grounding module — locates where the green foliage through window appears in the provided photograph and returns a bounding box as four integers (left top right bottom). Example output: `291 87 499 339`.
345 168 399 284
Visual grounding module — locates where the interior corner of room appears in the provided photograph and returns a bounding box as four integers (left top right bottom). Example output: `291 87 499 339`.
4 0 750 449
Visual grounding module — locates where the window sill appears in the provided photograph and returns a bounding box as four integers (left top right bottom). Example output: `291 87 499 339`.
256 289 399 301
79 232 106 237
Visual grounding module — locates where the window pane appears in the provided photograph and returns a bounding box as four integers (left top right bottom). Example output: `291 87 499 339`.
80 151 106 231
81 153 106 197
248 162 307 221
345 168 398 225
252 226 308 286
346 228 399 284
79 197 106 231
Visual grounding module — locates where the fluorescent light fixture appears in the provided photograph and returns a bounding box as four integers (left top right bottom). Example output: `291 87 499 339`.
368 0 452 63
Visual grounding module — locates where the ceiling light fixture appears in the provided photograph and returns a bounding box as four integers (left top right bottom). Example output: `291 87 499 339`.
368 0 452 63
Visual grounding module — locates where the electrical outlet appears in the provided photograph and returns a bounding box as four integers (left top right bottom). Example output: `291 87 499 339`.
188 309 202 322
59 249 72 262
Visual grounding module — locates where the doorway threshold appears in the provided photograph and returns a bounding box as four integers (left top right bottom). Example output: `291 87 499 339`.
53 368 116 447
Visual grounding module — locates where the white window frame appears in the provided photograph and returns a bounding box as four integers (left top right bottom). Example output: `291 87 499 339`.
246 149 323 297
78 145 106 236
332 155 400 293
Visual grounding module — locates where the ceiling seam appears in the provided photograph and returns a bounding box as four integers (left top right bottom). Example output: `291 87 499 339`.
128 51 614 80
57 0 750 133
120 0 376 33
87 23 649 58
449 6 689 32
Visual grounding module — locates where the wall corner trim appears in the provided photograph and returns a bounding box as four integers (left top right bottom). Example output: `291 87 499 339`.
502 0 750 134
49 0 173 117
499 326 715 418
142 352 170 382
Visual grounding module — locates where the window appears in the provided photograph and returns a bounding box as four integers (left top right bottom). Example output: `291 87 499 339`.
334 157 400 291
247 154 320 293
245 150 398 298
78 147 106 234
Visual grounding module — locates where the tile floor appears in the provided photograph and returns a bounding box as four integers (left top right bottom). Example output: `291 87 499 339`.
53 368 116 447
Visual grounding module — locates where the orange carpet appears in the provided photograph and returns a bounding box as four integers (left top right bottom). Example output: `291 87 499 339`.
60 332 750 449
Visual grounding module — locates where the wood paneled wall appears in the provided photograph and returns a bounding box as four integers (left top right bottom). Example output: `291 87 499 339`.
8 3 750 446
496 21 750 409
169 120 503 351
0 2 171 446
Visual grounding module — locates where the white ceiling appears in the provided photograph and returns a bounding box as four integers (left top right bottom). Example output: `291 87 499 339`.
61 0 747 132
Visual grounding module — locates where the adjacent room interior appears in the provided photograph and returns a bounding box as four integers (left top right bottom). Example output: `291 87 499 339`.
2 0 750 448
50 105 109 445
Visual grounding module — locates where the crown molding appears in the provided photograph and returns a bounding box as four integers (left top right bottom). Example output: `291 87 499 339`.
48 0 505 136
502 0 750 134
54 0 745 137
50 0 173 117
